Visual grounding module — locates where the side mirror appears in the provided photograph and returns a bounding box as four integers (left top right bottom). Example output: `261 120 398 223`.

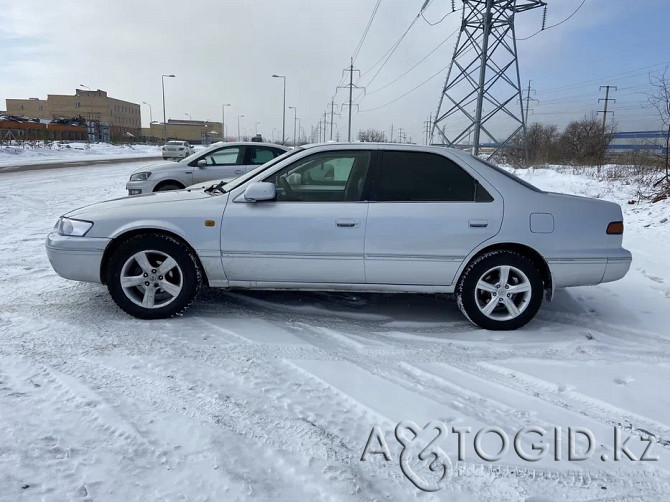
243 182 276 202
197 159 208 167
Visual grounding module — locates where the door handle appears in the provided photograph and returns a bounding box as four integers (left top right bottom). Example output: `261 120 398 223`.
469 220 489 228
336 219 359 228
234 169 243 174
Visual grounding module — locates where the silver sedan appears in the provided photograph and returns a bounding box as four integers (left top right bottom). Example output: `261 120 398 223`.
46 143 631 330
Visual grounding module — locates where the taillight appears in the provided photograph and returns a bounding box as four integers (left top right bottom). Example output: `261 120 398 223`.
606 221 624 234
178 147 184 151
162 146 166 150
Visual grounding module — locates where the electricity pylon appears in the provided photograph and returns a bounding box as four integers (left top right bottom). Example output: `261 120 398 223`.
431 0 546 157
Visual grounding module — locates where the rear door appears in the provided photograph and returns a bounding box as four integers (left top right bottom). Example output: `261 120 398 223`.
241 145 287 173
364 150 503 286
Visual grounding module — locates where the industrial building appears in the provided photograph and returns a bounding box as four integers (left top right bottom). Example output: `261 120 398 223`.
6 89 140 142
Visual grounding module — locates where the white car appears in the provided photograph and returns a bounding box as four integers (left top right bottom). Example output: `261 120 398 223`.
46 143 631 330
161 140 194 160
127 141 289 194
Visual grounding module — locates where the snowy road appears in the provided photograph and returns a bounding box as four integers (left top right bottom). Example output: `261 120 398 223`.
1 160 669 501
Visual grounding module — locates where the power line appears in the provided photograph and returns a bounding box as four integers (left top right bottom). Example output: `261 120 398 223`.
352 0 383 63
366 26 459 96
517 0 587 41
359 61 450 113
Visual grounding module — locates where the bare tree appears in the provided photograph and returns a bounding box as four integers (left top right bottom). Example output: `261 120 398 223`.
357 128 386 142
559 113 613 166
649 68 670 192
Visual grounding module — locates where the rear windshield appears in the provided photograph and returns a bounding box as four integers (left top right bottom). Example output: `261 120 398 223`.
167 141 185 146
472 156 544 193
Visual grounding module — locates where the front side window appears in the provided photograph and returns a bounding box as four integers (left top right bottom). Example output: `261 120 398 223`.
264 151 371 202
203 146 242 165
373 151 483 202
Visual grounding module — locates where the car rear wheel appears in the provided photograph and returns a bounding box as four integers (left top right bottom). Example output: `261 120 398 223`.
106 234 201 319
456 250 543 330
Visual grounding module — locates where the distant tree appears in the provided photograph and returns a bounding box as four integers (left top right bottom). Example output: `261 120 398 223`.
358 128 386 142
649 68 670 195
505 123 560 166
558 113 613 165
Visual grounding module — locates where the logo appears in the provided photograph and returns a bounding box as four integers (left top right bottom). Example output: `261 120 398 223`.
395 420 453 492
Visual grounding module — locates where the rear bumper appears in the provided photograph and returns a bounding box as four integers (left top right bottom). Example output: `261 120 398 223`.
547 248 632 287
602 248 633 283
45 232 111 283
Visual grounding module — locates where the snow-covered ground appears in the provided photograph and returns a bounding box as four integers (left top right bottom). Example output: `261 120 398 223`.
0 158 669 501
0 142 162 169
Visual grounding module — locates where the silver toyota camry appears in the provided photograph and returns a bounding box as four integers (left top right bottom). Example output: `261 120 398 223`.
45 143 631 330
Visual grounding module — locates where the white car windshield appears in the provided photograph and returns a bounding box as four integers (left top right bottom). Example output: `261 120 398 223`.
222 148 304 192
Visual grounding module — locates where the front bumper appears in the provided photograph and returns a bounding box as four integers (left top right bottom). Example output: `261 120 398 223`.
126 179 152 195
45 232 111 283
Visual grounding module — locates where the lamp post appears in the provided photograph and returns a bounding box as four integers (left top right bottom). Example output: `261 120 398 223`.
79 84 93 142
288 106 298 147
142 101 153 124
184 113 192 121
222 104 230 142
272 74 286 143
161 74 175 142
237 114 244 141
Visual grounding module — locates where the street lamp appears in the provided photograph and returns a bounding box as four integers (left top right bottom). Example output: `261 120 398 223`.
288 106 298 147
79 84 93 141
161 74 175 142
222 104 230 142
237 114 245 141
272 74 286 144
142 101 153 124
185 113 192 121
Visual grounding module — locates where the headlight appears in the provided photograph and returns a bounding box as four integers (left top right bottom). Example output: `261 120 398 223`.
57 217 93 237
129 172 151 181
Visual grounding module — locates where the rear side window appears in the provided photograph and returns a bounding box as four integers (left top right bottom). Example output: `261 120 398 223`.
373 151 483 202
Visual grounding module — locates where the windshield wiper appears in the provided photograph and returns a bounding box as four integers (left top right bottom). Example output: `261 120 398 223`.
204 180 227 194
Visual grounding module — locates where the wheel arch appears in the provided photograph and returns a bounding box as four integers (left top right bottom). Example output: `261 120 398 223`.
457 242 554 300
99 228 209 287
153 179 186 191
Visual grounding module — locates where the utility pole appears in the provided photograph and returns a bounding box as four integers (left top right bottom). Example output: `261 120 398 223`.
328 100 340 140
432 0 546 156
390 124 394 143
337 58 363 142
598 85 617 130
424 114 432 145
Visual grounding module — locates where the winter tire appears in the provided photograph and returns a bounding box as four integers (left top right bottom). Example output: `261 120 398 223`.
456 250 543 330
106 234 201 319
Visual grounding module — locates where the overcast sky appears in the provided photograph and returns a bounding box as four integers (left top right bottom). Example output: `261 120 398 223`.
1 0 669 144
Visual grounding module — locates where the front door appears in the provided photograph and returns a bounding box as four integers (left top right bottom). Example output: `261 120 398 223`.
220 150 373 284
191 145 247 183
365 150 503 286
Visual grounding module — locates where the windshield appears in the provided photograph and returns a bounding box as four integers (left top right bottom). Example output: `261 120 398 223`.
471 155 545 193
221 147 305 192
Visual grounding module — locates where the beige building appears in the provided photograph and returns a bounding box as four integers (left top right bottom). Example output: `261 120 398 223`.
6 89 141 140
143 119 225 144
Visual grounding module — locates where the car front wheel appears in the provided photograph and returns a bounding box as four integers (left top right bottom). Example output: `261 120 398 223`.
106 234 202 319
456 250 543 330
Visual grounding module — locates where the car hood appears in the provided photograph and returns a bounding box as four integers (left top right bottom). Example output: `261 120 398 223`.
65 187 216 218
130 160 190 174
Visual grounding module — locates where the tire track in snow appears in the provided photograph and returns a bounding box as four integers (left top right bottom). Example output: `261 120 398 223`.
452 360 670 451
